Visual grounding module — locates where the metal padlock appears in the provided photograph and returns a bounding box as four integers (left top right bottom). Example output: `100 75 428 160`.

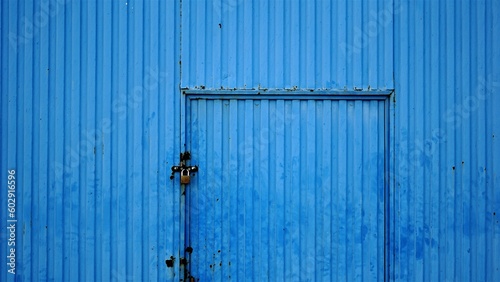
180 169 190 184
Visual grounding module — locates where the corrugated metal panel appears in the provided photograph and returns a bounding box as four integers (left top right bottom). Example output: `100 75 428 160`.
184 95 387 281
392 0 500 280
0 1 181 281
181 0 394 90
1 0 499 281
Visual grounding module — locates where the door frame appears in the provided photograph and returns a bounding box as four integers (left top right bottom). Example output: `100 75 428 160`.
179 89 395 280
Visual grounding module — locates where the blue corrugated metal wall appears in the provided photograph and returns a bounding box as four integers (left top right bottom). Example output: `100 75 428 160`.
393 1 500 280
181 0 394 90
1 0 499 281
0 0 182 281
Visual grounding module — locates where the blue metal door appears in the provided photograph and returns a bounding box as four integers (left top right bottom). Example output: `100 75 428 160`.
183 93 388 281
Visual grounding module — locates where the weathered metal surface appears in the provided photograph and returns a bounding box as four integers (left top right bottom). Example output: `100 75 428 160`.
184 94 388 281
392 1 500 280
0 0 182 281
180 0 394 91
1 0 499 281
